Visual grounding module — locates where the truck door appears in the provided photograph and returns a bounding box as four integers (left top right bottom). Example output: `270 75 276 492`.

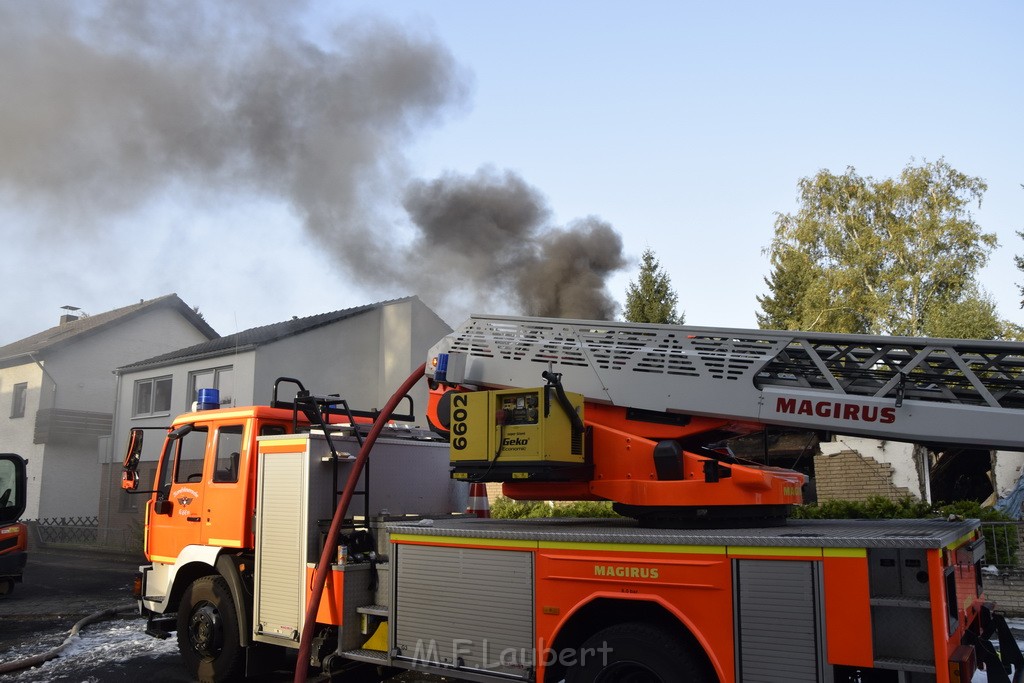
201 423 247 549
147 425 209 563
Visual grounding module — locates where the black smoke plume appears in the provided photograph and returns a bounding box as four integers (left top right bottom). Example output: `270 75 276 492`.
0 2 625 322
403 168 624 319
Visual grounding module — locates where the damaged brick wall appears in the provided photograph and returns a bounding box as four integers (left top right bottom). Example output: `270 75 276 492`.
814 450 914 502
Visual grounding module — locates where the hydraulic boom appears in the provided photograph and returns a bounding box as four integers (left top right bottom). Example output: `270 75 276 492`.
425 315 1024 525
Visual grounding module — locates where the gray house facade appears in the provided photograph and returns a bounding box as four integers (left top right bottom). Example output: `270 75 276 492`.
0 295 218 520
101 297 451 530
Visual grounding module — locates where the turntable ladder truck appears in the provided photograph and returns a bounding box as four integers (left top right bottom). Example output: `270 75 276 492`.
123 316 1024 683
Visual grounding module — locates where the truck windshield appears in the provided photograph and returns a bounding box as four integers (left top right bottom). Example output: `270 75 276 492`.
156 426 208 497
0 456 25 523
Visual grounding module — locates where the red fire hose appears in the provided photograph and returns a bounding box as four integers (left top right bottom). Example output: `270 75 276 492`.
294 363 426 682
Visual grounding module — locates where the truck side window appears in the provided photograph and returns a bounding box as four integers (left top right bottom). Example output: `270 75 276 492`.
213 425 244 483
260 424 287 437
174 427 208 484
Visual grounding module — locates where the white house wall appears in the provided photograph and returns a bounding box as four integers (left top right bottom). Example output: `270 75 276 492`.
37 442 102 519
389 299 452 421
251 301 451 427
104 298 451 532
0 362 46 519
111 348 258 468
46 308 214 413
24 308 219 519
253 309 384 417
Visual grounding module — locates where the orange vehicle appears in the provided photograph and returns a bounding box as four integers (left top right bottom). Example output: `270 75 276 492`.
0 453 28 597
123 317 1024 683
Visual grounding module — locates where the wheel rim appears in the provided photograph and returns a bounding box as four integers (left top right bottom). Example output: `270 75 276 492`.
187 600 224 658
595 660 665 683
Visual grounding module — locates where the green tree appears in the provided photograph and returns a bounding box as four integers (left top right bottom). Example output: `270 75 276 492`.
1015 185 1024 309
1017 230 1024 308
922 287 1002 339
624 248 683 324
758 159 1000 337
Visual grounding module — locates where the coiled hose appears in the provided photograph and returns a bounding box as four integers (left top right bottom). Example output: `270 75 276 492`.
0 602 138 675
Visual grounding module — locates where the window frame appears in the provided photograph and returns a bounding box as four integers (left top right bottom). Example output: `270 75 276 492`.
186 366 234 408
10 382 27 419
132 376 174 418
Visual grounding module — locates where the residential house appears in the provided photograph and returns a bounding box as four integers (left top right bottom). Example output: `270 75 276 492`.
0 295 218 520
101 296 451 531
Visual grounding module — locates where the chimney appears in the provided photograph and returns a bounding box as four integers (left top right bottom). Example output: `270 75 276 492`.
60 305 81 325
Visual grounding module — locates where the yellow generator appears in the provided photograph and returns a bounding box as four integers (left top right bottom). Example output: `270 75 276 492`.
449 386 587 482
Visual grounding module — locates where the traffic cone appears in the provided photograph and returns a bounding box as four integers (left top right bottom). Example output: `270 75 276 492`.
466 482 490 518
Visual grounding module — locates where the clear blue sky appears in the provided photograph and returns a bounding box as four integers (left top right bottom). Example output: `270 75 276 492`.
1 1 1021 344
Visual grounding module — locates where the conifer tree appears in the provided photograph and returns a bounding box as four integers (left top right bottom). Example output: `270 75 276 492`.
624 248 683 324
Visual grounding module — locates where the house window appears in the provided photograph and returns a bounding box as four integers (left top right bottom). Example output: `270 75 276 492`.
10 383 27 418
133 376 173 417
187 366 233 407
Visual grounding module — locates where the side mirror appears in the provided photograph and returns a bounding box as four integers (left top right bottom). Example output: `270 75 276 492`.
121 429 144 492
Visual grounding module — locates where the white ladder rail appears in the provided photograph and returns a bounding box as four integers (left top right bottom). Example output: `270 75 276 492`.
428 315 1024 451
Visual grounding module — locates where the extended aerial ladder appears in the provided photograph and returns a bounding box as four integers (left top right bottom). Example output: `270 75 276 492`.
425 315 1024 525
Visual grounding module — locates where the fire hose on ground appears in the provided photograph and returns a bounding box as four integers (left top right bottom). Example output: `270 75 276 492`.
0 602 138 675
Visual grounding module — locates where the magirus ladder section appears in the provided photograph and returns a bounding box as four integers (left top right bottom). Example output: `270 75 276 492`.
427 315 1024 450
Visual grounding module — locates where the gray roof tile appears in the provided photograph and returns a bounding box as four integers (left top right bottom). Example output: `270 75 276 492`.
117 296 416 373
0 294 218 367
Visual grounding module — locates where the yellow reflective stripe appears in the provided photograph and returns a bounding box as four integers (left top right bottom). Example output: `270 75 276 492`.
256 438 307 454
208 538 243 548
728 546 822 558
946 532 976 551
539 541 726 555
150 555 178 563
823 548 866 558
390 534 537 549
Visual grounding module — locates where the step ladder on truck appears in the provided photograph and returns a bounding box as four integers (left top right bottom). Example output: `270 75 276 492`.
120 315 1024 683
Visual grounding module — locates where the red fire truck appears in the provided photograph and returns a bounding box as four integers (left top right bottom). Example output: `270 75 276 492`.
0 453 28 597
122 316 1024 683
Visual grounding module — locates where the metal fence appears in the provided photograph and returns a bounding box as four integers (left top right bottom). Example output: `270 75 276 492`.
25 516 138 553
980 521 1024 570
31 516 99 544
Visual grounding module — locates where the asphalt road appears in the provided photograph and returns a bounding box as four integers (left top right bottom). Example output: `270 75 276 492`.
0 547 193 682
0 547 452 682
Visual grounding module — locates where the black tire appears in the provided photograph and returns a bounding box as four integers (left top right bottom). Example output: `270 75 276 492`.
565 622 714 683
0 578 14 597
177 575 244 683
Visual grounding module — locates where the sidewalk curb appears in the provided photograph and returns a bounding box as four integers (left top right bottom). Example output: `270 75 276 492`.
31 543 144 563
